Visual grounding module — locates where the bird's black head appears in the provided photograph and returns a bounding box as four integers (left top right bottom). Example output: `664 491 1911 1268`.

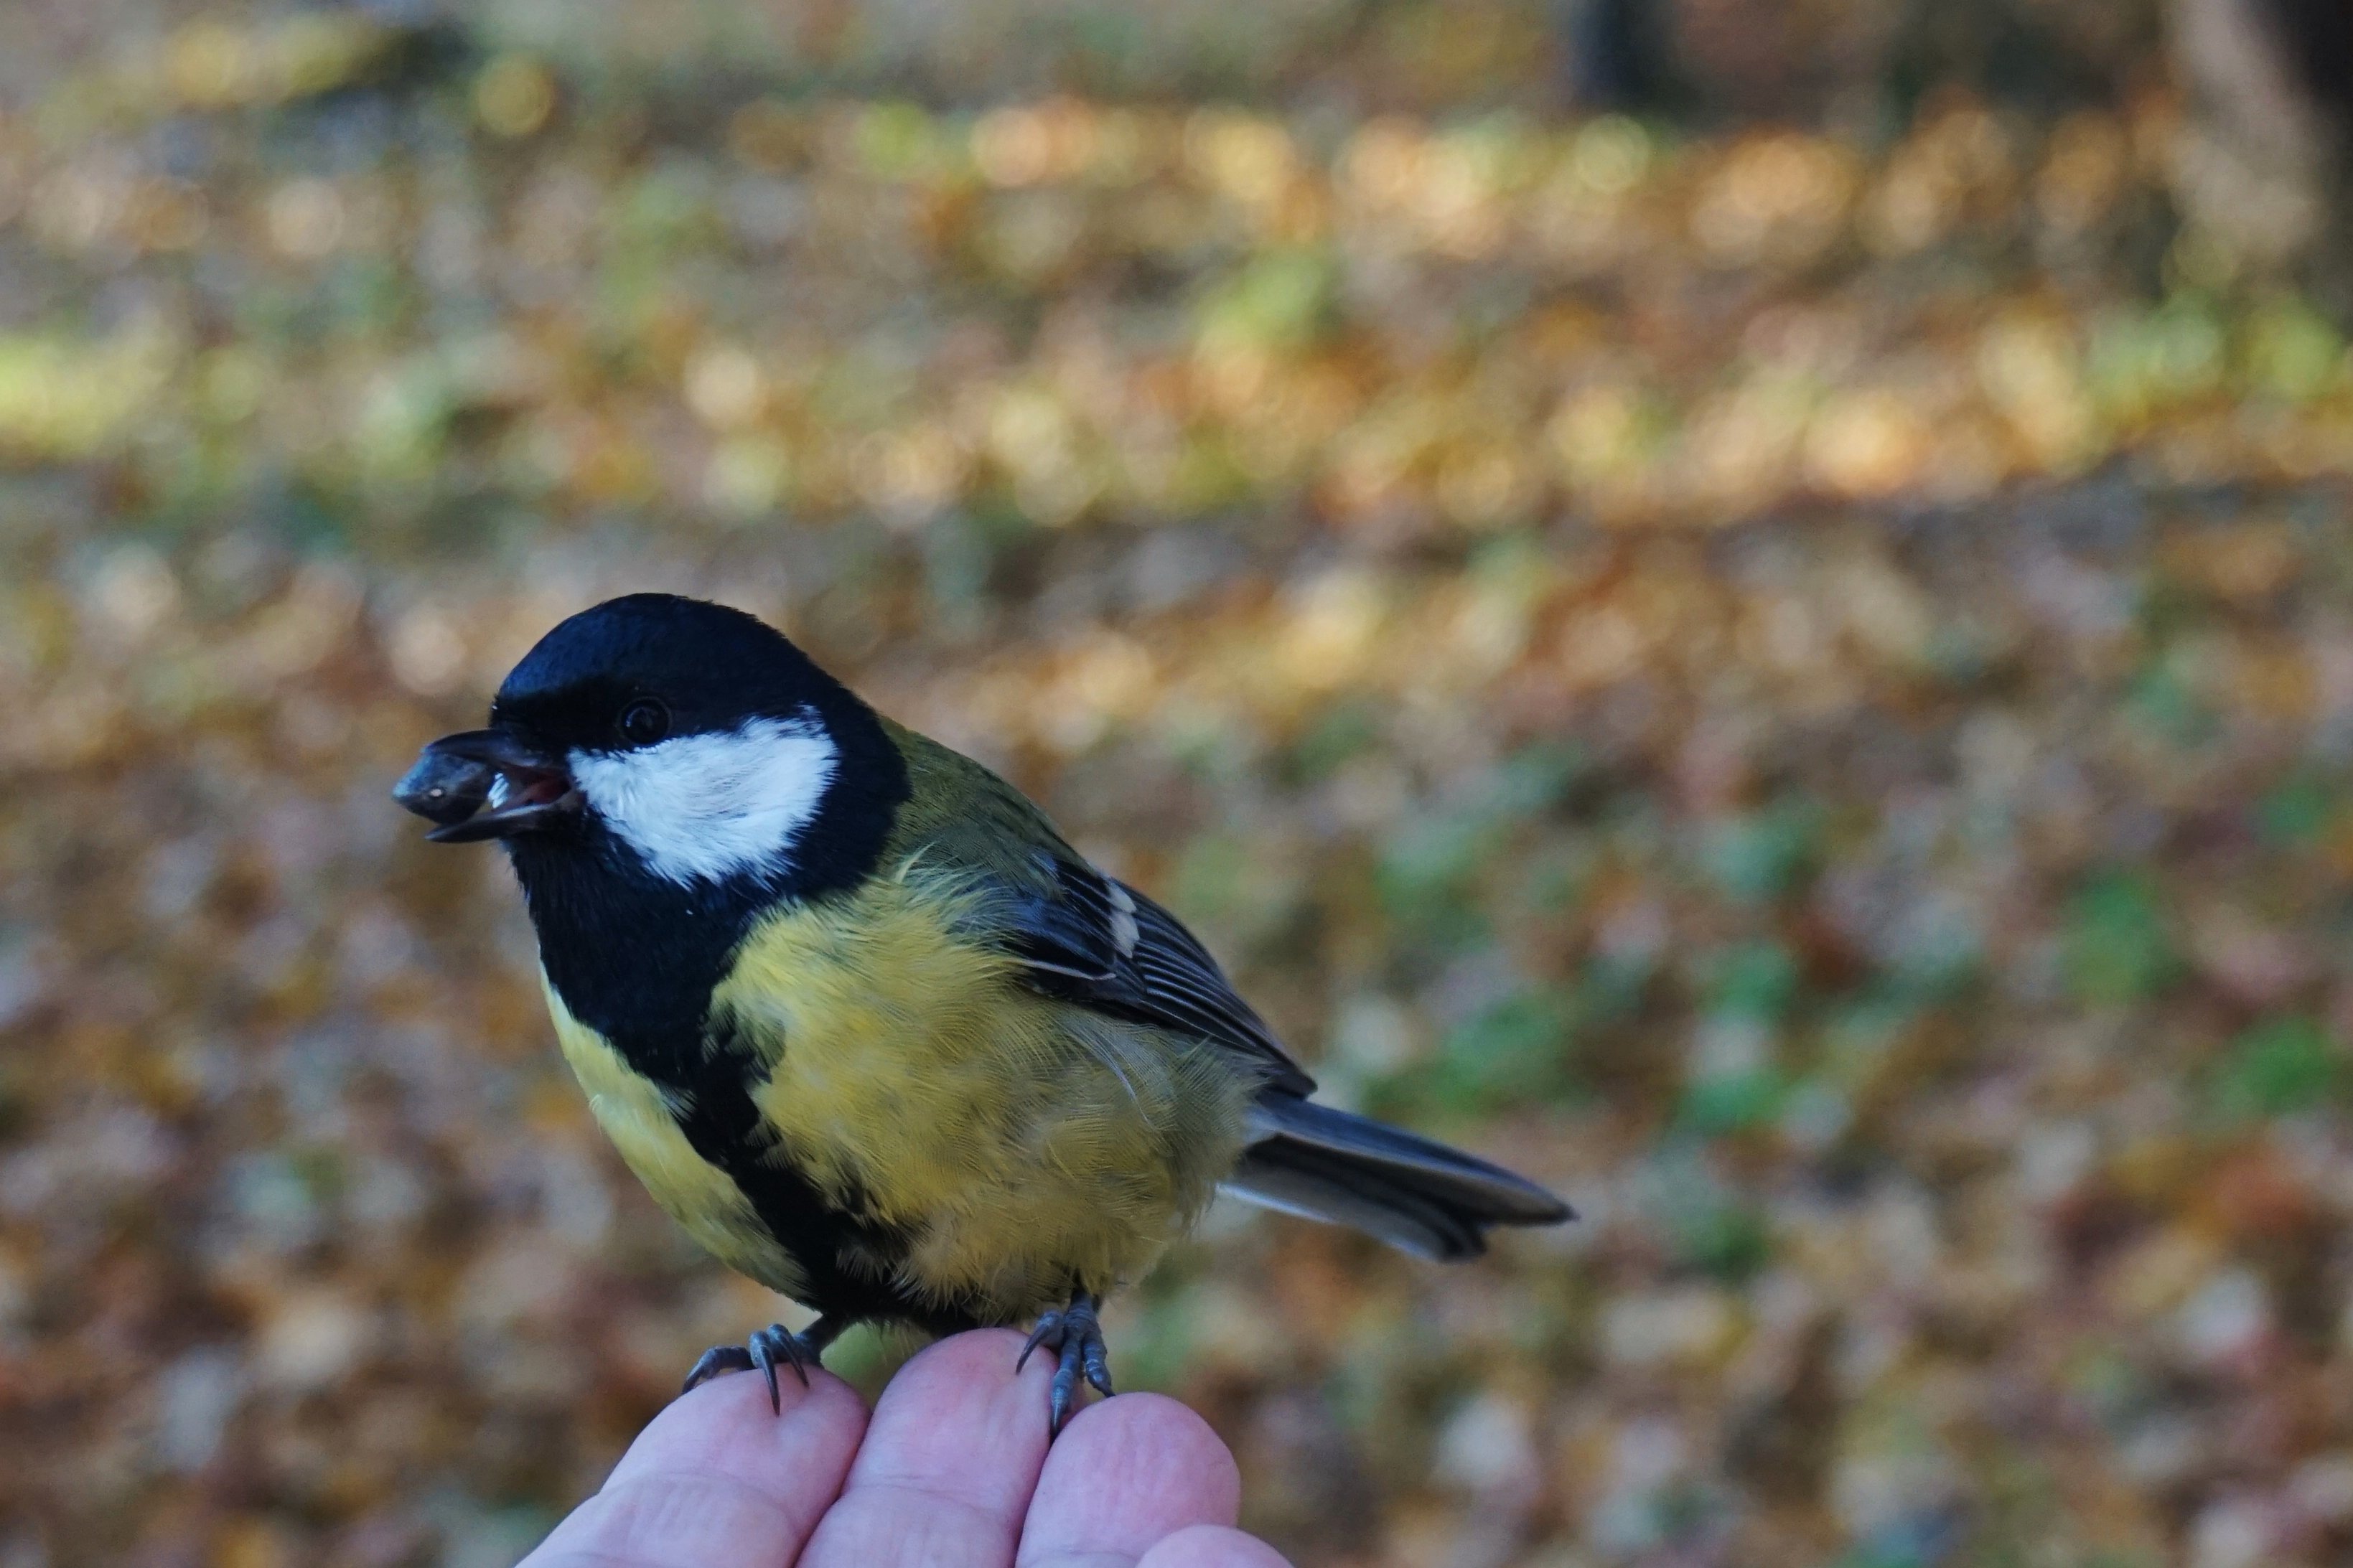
497 592 838 749
395 594 907 900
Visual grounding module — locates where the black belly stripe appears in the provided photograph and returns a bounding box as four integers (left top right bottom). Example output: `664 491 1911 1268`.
663 1021 912 1321
616 1018 981 1334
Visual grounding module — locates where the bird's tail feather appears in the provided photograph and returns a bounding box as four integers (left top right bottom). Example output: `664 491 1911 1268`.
1219 1094 1573 1262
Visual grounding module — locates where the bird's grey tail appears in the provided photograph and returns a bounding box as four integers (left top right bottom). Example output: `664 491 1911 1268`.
1220 1094 1573 1262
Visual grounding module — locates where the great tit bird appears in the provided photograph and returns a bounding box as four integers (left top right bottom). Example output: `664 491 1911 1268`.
394 593 1571 1431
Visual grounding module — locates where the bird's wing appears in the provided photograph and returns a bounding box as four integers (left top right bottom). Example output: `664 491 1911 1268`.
879 717 1314 1094
983 852 1317 1097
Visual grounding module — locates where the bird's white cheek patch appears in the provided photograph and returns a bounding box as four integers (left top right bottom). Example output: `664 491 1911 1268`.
569 714 838 886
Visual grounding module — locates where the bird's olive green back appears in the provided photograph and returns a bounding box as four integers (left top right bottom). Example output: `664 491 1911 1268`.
879 718 1077 891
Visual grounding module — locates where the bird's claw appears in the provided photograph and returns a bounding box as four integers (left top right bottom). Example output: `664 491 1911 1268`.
1019 1295 1114 1436
682 1323 818 1412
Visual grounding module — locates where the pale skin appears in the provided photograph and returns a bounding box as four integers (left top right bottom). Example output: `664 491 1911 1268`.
523 1328 1293 1568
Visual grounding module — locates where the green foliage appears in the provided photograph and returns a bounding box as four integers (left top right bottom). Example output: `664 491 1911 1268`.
1674 1201 1771 1285
1425 987 1580 1112
1831 1541 1931 1568
853 101 954 178
1287 698 1383 781
1103 1286 1197 1394
2123 654 2215 746
1374 741 1586 948
1509 839 1591 916
1577 949 1655 1024
2088 298 2228 416
1701 940 1799 1023
1489 741 1586 815
2245 300 2345 401
2063 872 2179 1005
819 1321 904 1396
1168 829 1298 947
1703 800 1820 904
2217 1017 2342 1118
1375 814 1497 948
0 1062 21 1139
2258 771 2336 845
1676 1068 1788 1135
1197 249 1339 352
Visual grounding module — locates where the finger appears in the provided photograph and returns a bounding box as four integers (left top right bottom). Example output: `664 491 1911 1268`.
798 1328 1052 1568
524 1366 868 1568
1136 1525 1294 1568
1016 1394 1240 1567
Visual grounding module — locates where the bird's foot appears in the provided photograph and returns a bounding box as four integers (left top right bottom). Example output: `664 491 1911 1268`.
682 1320 831 1413
1018 1292 1114 1437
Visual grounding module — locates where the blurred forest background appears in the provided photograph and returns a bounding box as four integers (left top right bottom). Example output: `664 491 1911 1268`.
5 0 2353 1564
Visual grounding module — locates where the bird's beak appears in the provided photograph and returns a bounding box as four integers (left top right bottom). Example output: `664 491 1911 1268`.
393 728 581 842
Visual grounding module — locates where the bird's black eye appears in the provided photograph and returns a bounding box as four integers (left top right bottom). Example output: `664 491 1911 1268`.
617 699 670 746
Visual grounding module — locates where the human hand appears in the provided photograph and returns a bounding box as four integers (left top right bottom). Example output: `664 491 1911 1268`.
523 1327 1291 1567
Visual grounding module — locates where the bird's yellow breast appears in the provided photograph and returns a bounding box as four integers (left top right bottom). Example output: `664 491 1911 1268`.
711 863 1255 1316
